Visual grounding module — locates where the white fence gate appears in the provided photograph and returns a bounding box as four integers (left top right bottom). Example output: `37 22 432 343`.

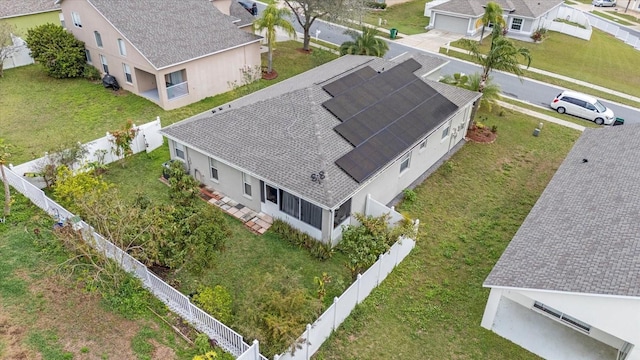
2 35 34 70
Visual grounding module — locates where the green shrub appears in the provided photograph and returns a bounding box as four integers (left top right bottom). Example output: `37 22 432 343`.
192 285 233 324
367 1 387 9
269 219 333 260
26 23 87 79
83 65 101 81
402 189 417 203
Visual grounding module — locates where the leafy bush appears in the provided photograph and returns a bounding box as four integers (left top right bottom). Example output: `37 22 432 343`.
26 23 87 78
367 1 387 9
83 65 101 81
193 285 233 324
269 219 333 260
53 165 111 213
531 27 548 42
402 189 417 203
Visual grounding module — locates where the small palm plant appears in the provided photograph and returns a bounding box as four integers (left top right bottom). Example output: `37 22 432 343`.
253 0 297 74
440 72 501 112
340 27 389 57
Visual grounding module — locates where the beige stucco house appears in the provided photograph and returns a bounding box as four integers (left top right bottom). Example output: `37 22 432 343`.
161 53 480 245
55 0 262 110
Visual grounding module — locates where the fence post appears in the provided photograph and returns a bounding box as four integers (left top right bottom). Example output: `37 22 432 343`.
21 177 28 192
377 253 384 285
252 339 260 360
356 273 362 302
274 354 280 360
332 297 339 330
305 324 311 360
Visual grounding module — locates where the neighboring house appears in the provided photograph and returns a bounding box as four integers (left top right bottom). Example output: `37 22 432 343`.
481 126 640 360
55 0 262 110
161 53 480 244
0 0 61 36
427 0 563 40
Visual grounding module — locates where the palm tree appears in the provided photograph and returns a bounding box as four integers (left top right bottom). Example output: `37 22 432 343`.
253 0 297 74
440 72 501 112
0 139 12 218
463 25 531 120
479 1 505 45
340 27 389 57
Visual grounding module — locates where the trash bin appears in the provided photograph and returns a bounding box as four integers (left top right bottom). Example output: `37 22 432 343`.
390 28 398 39
613 117 625 126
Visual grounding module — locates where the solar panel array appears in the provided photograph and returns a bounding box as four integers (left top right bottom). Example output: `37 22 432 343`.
323 59 459 183
322 66 378 97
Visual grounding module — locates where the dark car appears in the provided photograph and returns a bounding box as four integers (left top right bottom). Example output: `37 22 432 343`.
239 1 258 15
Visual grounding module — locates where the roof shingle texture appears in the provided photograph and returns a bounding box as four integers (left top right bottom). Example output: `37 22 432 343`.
86 0 261 69
162 54 479 208
432 0 562 18
0 0 59 18
485 125 640 297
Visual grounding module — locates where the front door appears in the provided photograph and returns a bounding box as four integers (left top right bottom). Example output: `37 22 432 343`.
261 183 280 217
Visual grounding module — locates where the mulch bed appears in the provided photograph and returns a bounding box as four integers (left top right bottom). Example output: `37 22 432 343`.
465 126 497 144
262 70 278 80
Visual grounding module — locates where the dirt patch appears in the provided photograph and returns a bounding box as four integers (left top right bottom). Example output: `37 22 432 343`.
28 275 141 359
465 126 497 144
0 312 42 360
150 339 177 360
262 70 279 80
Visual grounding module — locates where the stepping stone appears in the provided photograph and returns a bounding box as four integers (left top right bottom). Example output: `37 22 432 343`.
227 207 238 215
258 228 267 234
220 204 231 211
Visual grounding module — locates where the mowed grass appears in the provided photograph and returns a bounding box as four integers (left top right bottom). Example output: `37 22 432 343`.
364 1 430 35
0 41 335 164
0 191 198 359
446 29 640 100
315 107 581 359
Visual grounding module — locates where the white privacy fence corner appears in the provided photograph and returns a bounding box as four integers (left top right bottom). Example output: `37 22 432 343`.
364 193 406 225
10 117 164 188
2 35 35 70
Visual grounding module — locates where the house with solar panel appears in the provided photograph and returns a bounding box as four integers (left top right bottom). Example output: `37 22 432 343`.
161 53 481 244
481 126 640 360
55 0 261 110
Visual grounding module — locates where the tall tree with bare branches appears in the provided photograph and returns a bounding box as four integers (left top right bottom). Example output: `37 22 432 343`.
0 22 18 77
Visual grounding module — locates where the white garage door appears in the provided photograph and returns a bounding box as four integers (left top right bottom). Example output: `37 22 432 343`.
434 14 469 34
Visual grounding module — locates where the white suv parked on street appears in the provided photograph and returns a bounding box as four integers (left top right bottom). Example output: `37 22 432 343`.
550 90 615 125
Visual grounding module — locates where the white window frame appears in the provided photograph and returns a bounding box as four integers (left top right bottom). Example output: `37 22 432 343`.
399 153 411 174
85 49 92 64
71 11 82 28
94 31 102 48
511 18 523 31
174 142 185 160
99 55 108 74
122 63 132 83
242 172 252 197
117 39 126 56
442 124 450 140
209 158 219 181
419 139 427 152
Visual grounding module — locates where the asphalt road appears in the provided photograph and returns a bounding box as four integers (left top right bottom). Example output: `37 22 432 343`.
252 3 640 125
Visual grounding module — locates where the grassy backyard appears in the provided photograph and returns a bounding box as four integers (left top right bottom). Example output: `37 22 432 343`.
0 41 335 164
443 28 640 105
363 1 429 35
315 107 581 359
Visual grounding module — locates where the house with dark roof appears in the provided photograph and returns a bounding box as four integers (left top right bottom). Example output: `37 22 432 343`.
481 126 640 360
161 53 480 244
426 0 563 39
0 0 61 36
55 0 262 110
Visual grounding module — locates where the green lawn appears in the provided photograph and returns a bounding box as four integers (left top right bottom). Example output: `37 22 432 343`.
605 10 640 23
0 41 335 164
0 191 201 359
445 29 640 103
363 1 429 35
315 107 580 359
591 10 634 25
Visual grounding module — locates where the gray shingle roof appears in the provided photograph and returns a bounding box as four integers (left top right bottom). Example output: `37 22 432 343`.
0 0 59 18
229 1 255 28
432 0 562 18
485 125 640 297
84 0 261 69
162 55 479 208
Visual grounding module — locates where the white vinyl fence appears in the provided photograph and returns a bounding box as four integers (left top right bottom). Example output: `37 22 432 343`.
586 12 640 50
11 117 164 188
545 6 592 41
274 235 416 360
1 164 267 360
2 35 35 70
364 193 405 225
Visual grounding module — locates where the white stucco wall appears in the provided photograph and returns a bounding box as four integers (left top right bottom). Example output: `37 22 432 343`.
482 287 640 359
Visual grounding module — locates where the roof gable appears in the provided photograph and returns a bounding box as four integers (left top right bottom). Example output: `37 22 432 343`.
485 125 640 297
432 0 562 18
80 0 260 69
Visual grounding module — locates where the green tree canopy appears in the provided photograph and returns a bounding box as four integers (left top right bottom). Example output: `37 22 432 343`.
26 23 86 79
440 72 501 112
339 27 389 57
479 1 506 44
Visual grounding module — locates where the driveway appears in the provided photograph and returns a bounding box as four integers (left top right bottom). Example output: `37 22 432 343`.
395 30 467 52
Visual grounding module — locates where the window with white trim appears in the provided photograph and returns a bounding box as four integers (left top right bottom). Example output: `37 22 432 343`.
99 55 108 74
209 158 218 181
85 49 92 63
242 172 252 197
442 124 450 139
174 142 185 160
71 12 82 28
399 153 411 173
533 301 591 333
117 39 126 56
94 31 102 47
122 63 132 83
511 18 523 31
